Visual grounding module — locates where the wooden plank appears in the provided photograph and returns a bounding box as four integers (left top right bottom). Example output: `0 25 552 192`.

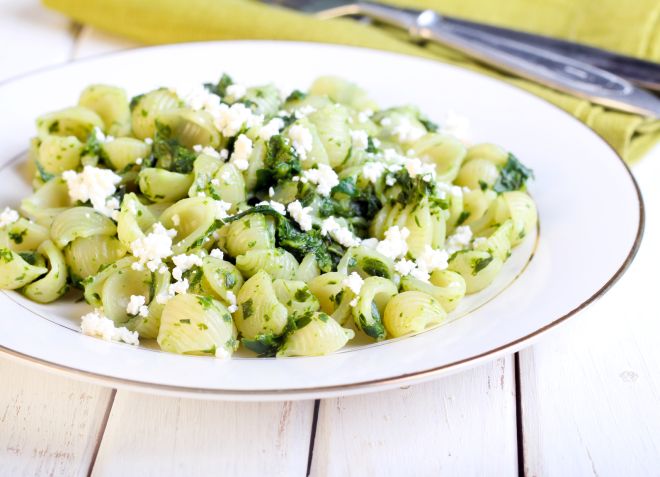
0 0 76 79
0 358 114 477
310 356 518 476
0 4 117 477
518 145 660 477
90 391 315 477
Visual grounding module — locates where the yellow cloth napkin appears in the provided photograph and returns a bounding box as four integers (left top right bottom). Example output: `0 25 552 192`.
44 0 660 162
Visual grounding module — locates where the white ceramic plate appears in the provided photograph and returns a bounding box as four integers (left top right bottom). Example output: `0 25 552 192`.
0 41 643 401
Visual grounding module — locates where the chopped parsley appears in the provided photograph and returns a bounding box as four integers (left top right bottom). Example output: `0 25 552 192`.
493 153 534 193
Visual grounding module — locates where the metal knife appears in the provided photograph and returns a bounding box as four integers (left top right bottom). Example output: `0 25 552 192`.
263 0 660 117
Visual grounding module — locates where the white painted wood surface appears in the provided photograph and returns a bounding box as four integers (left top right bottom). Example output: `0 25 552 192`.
91 391 315 477
1 1 659 475
310 356 518 476
518 148 660 477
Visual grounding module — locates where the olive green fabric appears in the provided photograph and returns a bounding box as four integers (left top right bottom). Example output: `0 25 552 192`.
43 0 660 162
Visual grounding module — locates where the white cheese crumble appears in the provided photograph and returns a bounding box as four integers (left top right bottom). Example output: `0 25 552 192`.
362 162 386 184
193 144 221 159
225 83 247 102
213 200 232 220
212 103 263 138
126 295 149 318
135 157 143 165
230 134 252 171
257 200 286 215
405 157 436 182
350 130 369 151
226 290 238 313
302 164 339 196
342 272 364 307
418 245 449 272
394 258 417 277
320 216 361 248
357 109 373 123
288 125 313 160
446 225 473 254
130 222 176 272
294 105 316 119
62 165 122 217
0 207 19 228
210 248 224 259
268 187 275 198
376 226 410 260
144 137 153 145
287 200 313 231
171 214 180 226
172 253 203 281
360 237 379 249
80 309 139 346
391 117 426 143
168 278 190 296
210 178 220 186
176 85 221 112
472 237 488 249
436 182 463 198
258 118 285 141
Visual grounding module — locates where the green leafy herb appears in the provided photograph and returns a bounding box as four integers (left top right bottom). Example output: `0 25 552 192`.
9 229 27 244
204 73 233 98
255 135 301 191
456 211 470 226
0 248 14 262
361 257 391 279
152 121 197 174
196 295 215 310
241 333 282 357
472 255 494 275
417 114 438 132
493 153 534 193
242 298 254 319
285 90 307 102
35 161 55 182
18 251 38 265
129 93 145 111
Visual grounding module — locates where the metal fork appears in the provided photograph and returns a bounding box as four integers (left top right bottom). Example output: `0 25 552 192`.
262 0 660 117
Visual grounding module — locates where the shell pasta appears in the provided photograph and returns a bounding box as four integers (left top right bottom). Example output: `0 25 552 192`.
0 74 537 357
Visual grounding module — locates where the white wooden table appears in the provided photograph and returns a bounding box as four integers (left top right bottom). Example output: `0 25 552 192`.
2 2 659 475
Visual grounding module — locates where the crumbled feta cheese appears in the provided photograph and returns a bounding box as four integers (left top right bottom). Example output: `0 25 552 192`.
319 216 361 248
436 182 463 198
193 144 221 159
172 253 203 281
360 238 379 249
62 165 122 216
257 200 286 215
225 83 247 102
441 110 472 143
230 134 252 171
219 149 229 160
385 174 397 186
126 295 149 317
258 118 285 141
380 117 392 127
288 124 313 160
350 130 369 151
213 200 232 220
210 178 220 186
0 207 19 228
210 248 224 259
294 105 316 119
168 278 189 296
268 187 275 198
391 117 426 143
226 290 238 313
144 137 153 145
358 109 373 123
342 271 364 307
362 162 386 184
472 237 488 248
417 245 449 273
135 157 143 165
302 164 339 196
212 103 263 138
394 259 416 277
446 225 473 254
130 222 176 272
80 309 139 345
287 200 313 231
376 226 410 260
125 199 138 216
91 127 114 144
405 157 436 182
176 85 221 112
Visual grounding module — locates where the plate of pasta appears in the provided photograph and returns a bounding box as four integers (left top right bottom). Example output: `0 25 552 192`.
0 42 642 400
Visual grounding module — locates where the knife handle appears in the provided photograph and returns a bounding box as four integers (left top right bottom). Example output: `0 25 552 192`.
439 15 660 92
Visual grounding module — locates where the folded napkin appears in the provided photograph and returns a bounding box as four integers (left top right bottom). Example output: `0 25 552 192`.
44 0 660 162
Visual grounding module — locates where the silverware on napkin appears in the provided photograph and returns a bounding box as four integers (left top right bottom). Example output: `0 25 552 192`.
263 0 660 117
